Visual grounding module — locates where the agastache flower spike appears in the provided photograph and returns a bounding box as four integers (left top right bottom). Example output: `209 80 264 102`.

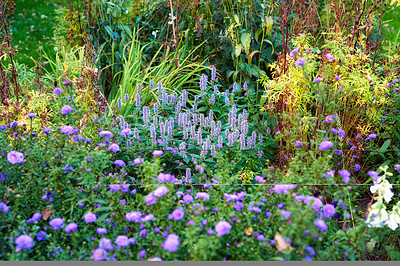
210 145 216 157
211 65 217 82
213 85 219 94
240 134 246 150
143 106 150 124
135 93 141 108
232 82 237 93
150 79 154 91
217 135 223 148
157 81 162 93
210 94 216 105
134 128 139 140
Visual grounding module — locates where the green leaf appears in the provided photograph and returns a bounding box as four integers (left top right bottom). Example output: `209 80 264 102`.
94 199 108 205
96 213 111 224
379 139 391 153
241 32 252 55
233 14 240 25
235 44 242 57
94 206 110 213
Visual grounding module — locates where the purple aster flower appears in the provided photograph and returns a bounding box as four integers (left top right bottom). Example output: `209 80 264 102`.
395 164 400 173
139 250 146 258
306 246 316 257
183 194 194 204
234 201 244 211
295 140 303 147
148 257 163 261
255 176 265 183
15 235 34 250
338 129 345 138
249 206 262 213
61 105 73 115
108 143 120 152
65 223 78 234
115 235 129 247
305 196 323 212
49 218 64 230
368 133 377 139
172 209 185 220
7 151 24 165
0 202 8 214
99 238 114 250
109 185 121 192
334 149 342 155
140 229 148 238
53 87 63 95
120 128 132 136
145 193 157 205
60 125 75 135
215 221 232 237
319 141 334 150
153 186 169 198
31 213 41 223
27 113 36 119
281 210 291 220
125 211 141 223
295 57 306 67
153 150 163 157
84 212 97 223
163 234 180 252
367 171 380 184
141 214 154 222
206 229 214 235
97 228 107 235
325 115 336 123
93 248 107 261
99 131 113 138
273 184 297 194
354 164 361 171
289 48 299 57
326 53 334 61
62 81 71 86
114 160 125 167
36 231 48 241
257 234 265 241
322 204 335 219
338 169 351 183
315 77 323 83
133 158 144 165
196 192 210 201
314 219 328 232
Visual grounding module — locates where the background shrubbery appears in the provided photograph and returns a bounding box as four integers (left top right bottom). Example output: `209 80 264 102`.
1 0 400 261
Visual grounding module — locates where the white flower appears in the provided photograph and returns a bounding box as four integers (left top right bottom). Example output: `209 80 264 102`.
366 201 389 228
370 180 394 203
168 13 176 25
386 213 400 231
152 30 159 38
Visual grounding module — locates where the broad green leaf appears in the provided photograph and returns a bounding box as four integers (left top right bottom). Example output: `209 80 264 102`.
241 32 252 55
235 44 242 57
